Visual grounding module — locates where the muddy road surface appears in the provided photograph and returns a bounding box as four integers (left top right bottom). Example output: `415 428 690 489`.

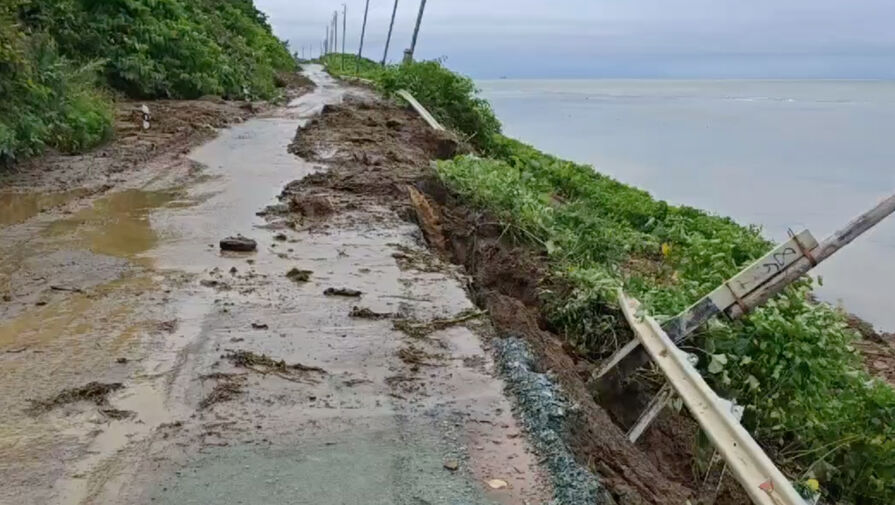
0 66 554 505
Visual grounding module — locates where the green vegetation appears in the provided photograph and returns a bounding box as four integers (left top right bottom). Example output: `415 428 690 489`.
318 56 895 501
1 2 113 163
322 54 501 152
1 0 295 164
321 53 382 81
435 135 895 504
323 52 895 501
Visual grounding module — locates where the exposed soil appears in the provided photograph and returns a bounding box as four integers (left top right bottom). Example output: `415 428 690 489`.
286 95 729 504
846 313 895 385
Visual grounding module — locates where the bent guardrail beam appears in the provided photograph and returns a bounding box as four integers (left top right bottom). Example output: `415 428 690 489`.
618 291 808 505
396 89 445 131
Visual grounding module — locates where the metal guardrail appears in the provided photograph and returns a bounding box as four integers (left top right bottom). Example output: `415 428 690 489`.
396 89 445 131
618 291 808 505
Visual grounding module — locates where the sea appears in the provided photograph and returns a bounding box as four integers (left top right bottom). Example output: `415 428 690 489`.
478 79 895 332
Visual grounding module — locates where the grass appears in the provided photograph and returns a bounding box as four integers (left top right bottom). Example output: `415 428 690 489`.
434 135 895 504
322 53 501 152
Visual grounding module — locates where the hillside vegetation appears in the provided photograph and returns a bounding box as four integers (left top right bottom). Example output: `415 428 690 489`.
322 54 501 152
1 0 295 165
322 55 895 504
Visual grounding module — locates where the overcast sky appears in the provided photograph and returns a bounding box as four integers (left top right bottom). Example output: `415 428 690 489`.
256 0 895 79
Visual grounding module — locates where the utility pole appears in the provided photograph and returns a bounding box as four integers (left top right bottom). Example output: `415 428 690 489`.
333 11 339 55
341 4 347 69
357 0 371 74
382 0 399 65
407 0 427 62
325 25 330 56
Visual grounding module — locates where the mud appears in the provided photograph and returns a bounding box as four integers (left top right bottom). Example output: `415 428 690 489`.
288 95 741 504
1 66 554 505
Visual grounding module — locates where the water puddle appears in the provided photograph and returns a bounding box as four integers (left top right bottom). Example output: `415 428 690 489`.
0 189 89 227
42 189 183 262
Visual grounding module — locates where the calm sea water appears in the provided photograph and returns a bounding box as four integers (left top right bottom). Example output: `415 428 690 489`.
479 79 895 332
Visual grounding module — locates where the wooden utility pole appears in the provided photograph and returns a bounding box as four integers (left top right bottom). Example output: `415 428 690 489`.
356 0 371 73
333 11 339 55
325 25 330 56
407 0 427 62
382 0 400 65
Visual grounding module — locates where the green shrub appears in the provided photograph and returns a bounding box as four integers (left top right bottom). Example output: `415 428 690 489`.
322 55 501 152
23 0 296 100
0 8 113 165
435 138 895 504
320 53 382 81
1 0 293 163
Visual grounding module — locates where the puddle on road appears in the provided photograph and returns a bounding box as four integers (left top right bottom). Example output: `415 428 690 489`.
42 188 183 262
0 189 89 227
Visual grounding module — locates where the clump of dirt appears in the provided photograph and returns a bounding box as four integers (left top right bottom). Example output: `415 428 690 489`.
349 306 392 319
289 195 335 218
225 350 326 377
100 408 136 420
286 268 313 283
28 382 124 414
392 309 484 339
390 243 443 273
324 287 362 297
199 373 246 410
397 345 443 366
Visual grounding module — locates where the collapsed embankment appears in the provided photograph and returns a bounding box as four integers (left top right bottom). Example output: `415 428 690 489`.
287 95 712 505
317 55 895 505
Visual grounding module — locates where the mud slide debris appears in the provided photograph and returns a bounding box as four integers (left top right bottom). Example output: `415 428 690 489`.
224 350 326 384
348 306 393 319
198 374 246 410
324 287 362 297
286 268 313 283
28 382 124 414
392 309 484 339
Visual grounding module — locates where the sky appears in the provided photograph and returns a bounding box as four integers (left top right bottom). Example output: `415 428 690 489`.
256 0 895 79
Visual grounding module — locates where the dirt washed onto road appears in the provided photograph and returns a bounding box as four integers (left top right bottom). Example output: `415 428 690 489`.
287 91 762 504
0 66 554 505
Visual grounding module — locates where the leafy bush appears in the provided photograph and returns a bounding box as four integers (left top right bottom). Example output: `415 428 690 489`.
320 53 382 81
435 137 895 504
22 0 296 100
1 3 112 164
1 0 293 163
322 54 501 152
